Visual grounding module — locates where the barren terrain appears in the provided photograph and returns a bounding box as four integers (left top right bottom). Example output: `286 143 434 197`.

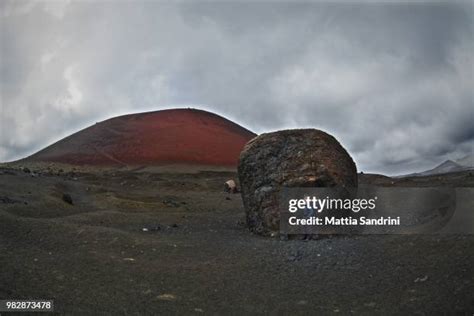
0 165 473 314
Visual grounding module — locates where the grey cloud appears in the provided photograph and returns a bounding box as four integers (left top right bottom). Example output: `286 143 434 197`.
1 1 472 175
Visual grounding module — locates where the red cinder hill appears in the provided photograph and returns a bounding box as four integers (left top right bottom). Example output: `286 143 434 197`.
25 108 257 167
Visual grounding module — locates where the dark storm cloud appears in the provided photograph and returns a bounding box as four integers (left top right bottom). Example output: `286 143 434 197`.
1 1 472 175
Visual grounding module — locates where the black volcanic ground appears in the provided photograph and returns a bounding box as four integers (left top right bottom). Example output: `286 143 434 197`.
0 165 473 314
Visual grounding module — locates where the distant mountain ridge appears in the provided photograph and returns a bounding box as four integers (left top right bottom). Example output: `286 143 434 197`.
400 154 474 177
455 155 474 168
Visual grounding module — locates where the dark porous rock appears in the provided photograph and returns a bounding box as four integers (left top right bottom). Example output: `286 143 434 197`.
0 196 22 204
238 129 357 236
163 199 180 208
62 193 73 205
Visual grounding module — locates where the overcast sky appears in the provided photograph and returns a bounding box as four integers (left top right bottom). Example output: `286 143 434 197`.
1 1 472 175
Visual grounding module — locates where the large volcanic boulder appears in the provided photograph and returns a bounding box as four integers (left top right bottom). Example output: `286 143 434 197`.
238 129 357 236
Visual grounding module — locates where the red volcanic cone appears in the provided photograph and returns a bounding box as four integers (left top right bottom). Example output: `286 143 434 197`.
26 108 257 167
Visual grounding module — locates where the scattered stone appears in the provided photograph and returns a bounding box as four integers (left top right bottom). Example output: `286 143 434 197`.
0 196 23 204
238 129 357 236
224 179 239 193
62 193 73 205
141 225 161 232
194 308 204 312
225 197 231 200
163 199 180 208
123 258 135 262
171 223 178 228
414 275 429 283
156 294 176 301
287 251 303 262
364 302 376 308
22 167 31 173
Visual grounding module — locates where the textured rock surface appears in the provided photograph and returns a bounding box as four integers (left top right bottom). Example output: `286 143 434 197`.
238 129 357 236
